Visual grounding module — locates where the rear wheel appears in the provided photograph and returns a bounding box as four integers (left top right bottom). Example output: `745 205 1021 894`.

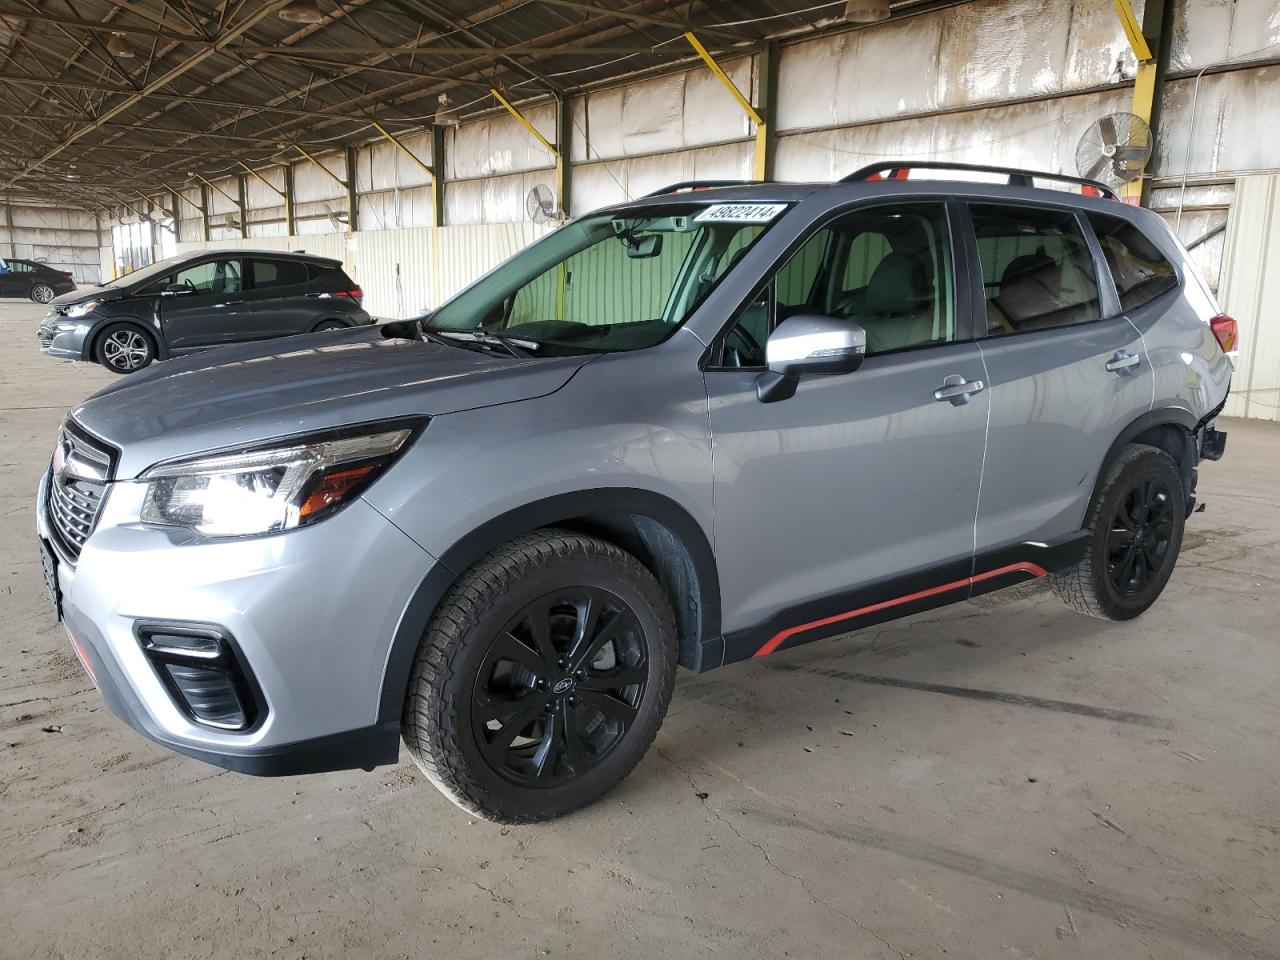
402 530 676 823
31 283 55 304
1051 444 1185 620
96 323 156 374
313 320 347 332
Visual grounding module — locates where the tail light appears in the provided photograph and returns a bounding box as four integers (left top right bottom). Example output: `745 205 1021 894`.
1209 313 1237 353
337 285 363 302
61 272 73 281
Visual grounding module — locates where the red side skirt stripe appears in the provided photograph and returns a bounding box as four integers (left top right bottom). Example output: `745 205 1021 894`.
752 561 1047 658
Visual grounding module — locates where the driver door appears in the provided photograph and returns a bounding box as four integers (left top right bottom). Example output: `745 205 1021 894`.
160 257 248 353
704 201 990 660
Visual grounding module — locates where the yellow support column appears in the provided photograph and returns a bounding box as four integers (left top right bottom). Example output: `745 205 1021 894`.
684 32 769 181
1112 0 1165 204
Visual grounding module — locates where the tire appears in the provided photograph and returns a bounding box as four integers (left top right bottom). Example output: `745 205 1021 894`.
95 323 156 374
31 283 55 304
1051 444 1186 621
402 529 677 823
313 320 347 332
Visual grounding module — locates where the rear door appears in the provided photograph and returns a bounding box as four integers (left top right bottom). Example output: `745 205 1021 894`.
963 200 1153 556
1 259 32 296
244 257 315 339
158 257 249 352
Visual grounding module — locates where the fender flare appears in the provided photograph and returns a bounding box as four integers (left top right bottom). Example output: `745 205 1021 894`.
1090 406 1198 508
375 488 721 727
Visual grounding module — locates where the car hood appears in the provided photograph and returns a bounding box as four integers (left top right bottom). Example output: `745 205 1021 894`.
49 286 123 308
71 326 594 478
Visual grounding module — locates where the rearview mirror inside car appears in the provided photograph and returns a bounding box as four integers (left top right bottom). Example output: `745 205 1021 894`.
756 313 866 403
625 234 662 259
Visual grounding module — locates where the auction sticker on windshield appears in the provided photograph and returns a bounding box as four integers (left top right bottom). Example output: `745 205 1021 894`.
694 203 788 224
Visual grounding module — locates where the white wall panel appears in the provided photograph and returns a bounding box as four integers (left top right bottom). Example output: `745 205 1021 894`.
245 167 287 208
1170 0 1280 70
1219 175 1280 421
1153 66 1280 177
446 102 557 179
570 143 752 216
293 151 348 202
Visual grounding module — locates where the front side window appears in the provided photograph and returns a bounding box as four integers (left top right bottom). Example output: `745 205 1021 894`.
718 202 955 365
173 259 242 297
971 204 1100 335
1087 213 1178 312
251 258 308 290
427 204 786 356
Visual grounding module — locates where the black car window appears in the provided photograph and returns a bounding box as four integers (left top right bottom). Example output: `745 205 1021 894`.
252 258 309 290
173 259 242 296
970 204 1100 335
1086 213 1179 312
9 260 33 273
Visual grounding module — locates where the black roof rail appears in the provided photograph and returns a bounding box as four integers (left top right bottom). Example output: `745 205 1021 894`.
840 162 1119 200
640 179 756 199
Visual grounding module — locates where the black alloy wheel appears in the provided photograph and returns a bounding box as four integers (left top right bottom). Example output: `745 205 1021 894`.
401 530 676 822
472 587 648 786
1107 476 1175 597
1050 444 1185 621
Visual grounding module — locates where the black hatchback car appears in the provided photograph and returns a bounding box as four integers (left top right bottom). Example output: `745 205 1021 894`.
37 249 372 373
1 258 77 303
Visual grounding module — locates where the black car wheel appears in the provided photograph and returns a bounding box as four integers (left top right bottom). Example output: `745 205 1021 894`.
1051 444 1186 620
313 320 347 332
402 530 676 823
31 283 55 304
95 323 156 374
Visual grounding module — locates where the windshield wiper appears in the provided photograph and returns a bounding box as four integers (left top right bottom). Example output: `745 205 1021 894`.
434 330 540 359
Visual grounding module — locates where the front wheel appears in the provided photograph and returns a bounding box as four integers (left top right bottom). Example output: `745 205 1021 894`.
313 320 347 332
402 530 677 823
1051 444 1186 620
31 283 55 304
96 323 156 374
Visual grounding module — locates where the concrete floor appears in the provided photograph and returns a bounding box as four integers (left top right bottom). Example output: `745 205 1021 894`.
1 297 1277 960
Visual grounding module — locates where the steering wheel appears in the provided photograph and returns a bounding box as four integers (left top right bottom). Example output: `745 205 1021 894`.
722 323 764 367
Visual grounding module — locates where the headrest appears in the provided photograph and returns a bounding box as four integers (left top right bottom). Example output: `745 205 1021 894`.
865 251 928 316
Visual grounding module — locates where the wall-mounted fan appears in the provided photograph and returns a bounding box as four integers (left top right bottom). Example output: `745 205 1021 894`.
526 184 563 224
1075 112 1153 188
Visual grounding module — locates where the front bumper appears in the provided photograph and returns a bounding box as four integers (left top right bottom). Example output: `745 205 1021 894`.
36 470 437 775
37 319 90 360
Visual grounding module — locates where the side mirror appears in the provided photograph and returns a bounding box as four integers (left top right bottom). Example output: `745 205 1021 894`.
756 313 866 403
160 282 192 297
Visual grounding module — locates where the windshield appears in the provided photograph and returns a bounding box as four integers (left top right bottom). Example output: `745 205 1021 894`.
102 254 190 288
426 202 787 355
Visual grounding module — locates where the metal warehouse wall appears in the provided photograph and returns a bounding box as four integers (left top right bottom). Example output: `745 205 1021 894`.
98 0 1280 416
1219 175 1280 422
1 203 101 283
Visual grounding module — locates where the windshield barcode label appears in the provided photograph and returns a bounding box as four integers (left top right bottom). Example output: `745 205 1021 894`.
694 203 788 224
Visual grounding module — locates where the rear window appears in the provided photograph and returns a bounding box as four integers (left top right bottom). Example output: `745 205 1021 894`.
1087 213 1179 312
307 262 349 287
251 258 309 289
970 203 1100 335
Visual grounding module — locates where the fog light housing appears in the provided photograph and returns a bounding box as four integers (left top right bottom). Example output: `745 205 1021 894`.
136 623 262 731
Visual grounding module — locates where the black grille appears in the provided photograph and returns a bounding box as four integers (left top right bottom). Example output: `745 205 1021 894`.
46 421 115 562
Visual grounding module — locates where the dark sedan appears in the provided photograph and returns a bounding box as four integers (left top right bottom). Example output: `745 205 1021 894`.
37 249 372 373
0 258 77 303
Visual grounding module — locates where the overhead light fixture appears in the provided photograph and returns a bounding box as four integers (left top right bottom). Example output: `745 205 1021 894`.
844 0 890 23
434 92 460 127
106 31 134 58
279 0 324 24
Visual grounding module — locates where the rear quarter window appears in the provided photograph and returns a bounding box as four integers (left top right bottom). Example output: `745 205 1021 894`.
1087 213 1179 312
252 258 309 289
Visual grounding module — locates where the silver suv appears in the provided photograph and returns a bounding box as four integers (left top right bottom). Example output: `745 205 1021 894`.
36 163 1233 823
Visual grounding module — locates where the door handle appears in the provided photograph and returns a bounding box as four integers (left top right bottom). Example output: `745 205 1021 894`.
933 375 985 405
1105 350 1140 373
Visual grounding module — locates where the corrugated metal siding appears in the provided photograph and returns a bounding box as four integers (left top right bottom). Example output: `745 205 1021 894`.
1219 175 1280 422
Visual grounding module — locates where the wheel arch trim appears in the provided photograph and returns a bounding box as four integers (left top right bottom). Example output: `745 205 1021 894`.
375 487 721 727
1091 406 1198 509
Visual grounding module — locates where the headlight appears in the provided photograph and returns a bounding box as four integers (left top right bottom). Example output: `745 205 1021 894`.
139 421 422 537
65 300 100 319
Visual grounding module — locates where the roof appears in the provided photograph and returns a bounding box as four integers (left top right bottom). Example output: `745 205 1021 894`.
0 0 876 208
